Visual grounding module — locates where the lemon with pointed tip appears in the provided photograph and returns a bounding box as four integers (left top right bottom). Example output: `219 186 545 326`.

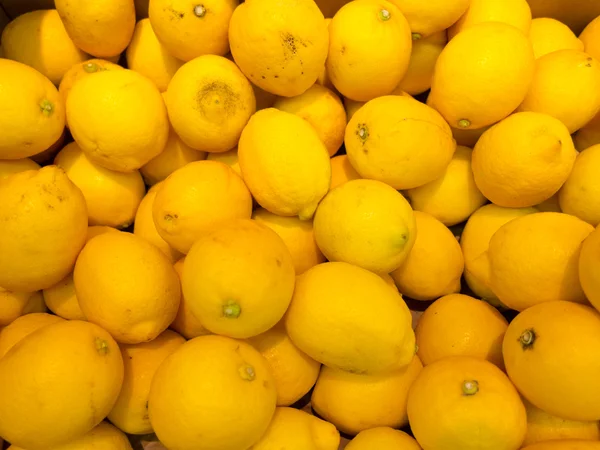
345 427 421 450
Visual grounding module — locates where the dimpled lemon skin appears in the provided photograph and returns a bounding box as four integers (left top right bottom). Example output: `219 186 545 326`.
165 55 256 153
0 166 88 292
314 179 416 274
238 108 331 220
472 112 577 208
580 227 600 312
229 0 328 97
148 335 277 450
429 21 535 130
0 320 124 450
285 262 415 375
182 219 295 339
67 69 169 172
0 59 65 160
327 0 412 102
74 231 181 344
346 95 455 190
503 301 600 422
345 427 421 450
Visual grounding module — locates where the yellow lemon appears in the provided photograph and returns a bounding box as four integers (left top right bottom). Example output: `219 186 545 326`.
518 50 600 133
229 0 328 97
108 330 185 435
312 355 422 435
0 313 64 358
247 323 321 406
523 398 600 446
0 320 124 450
238 108 331 219
251 407 340 450
575 111 600 151
345 95 455 190
408 356 527 450
0 166 88 292
580 226 600 312
274 84 346 156
327 0 412 101
0 158 40 180
329 154 361 189
530 18 584 59
133 183 182 263
396 30 447 96
390 0 469 38
253 208 325 275
182 219 295 338
344 97 365 122
285 261 415 374
448 0 532 39
391 211 464 301
314 179 416 273
472 212 593 311
59 59 124 108
42 274 86 321
316 20 337 93
461 204 537 302
206 148 242 177
74 231 181 344
430 21 535 129
148 335 277 450
1 9 89 85
0 59 65 159
406 146 487 226
67 69 169 172
503 301 600 421
31 422 133 450
0 290 44 327
345 427 421 450
522 442 600 450
171 257 211 339
581 15 600 62
165 55 255 152
140 127 207 186
55 0 136 58
415 293 508 368
149 0 237 61
472 112 576 208
559 144 600 225
55 142 146 228
126 18 184 92
451 123 489 148
152 160 252 254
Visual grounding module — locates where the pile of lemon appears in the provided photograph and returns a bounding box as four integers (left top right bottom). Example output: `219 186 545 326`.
3 0 600 449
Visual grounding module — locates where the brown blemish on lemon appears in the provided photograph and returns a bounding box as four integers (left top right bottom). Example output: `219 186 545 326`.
195 81 240 117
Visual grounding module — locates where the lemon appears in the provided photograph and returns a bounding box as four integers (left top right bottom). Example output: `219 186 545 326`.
274 84 346 156
327 0 412 101
206 148 242 177
0 290 48 327
430 21 535 129
152 160 252 254
238 108 331 219
580 226 600 312
314 179 416 273
0 158 40 180
0 166 88 292
171 257 211 339
149 0 237 61
472 112 576 208
126 18 184 92
0 320 124 449
74 231 181 344
251 407 340 450
530 18 584 59
108 330 185 435
67 69 169 172
229 0 328 96
345 95 455 190
0 59 65 160
0 313 64 359
451 123 489 148
148 335 277 450
55 0 136 58
390 0 469 38
408 356 527 450
448 0 532 39
58 59 124 108
312 355 422 435
503 301 600 421
253 208 326 275
1 9 89 85
42 274 86 321
518 50 600 133
34 422 133 450
344 97 365 122
183 219 295 338
345 427 421 450
522 442 600 450
406 146 487 226
581 15 600 62
285 262 415 374
165 55 256 152
391 211 464 301
575 111 600 151
415 294 508 368
329 154 361 190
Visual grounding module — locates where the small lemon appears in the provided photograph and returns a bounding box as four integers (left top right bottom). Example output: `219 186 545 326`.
59 59 124 107
530 18 584 59
329 154 361 189
0 313 64 358
390 0 469 38
345 427 421 450
448 0 532 39
0 159 40 180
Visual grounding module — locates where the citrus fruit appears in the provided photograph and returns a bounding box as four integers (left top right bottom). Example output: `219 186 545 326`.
448 0 532 39
390 0 468 38
0 158 40 180
329 154 361 190
530 18 584 59
579 227 600 313
345 427 421 450
58 59 124 108
0 313 64 359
